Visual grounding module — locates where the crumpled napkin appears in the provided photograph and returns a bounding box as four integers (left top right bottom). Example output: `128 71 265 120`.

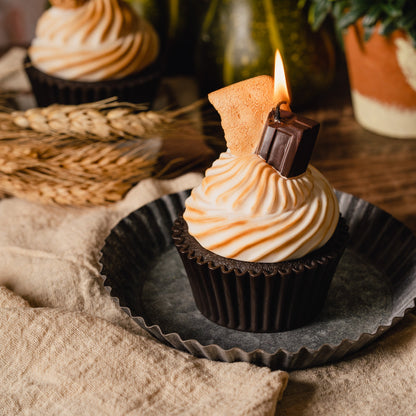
0 173 288 415
0 286 287 415
278 313 416 416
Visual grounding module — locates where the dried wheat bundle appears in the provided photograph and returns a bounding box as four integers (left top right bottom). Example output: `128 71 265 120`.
0 97 210 206
0 144 156 205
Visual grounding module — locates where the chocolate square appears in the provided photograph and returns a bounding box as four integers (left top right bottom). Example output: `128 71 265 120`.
256 110 320 177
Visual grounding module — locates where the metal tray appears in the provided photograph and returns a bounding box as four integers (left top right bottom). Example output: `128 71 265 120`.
100 190 416 370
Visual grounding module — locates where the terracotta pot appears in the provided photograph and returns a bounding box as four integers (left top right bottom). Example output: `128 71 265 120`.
343 22 416 138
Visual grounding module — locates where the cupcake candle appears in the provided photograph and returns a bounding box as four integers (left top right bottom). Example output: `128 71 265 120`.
172 51 349 332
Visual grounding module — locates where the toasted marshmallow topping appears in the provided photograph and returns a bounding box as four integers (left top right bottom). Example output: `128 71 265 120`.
29 0 159 81
184 152 339 262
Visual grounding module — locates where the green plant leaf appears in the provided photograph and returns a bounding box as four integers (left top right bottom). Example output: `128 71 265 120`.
332 1 348 21
363 24 375 41
381 4 402 18
397 9 416 29
378 17 396 36
303 0 416 43
311 0 333 30
337 6 367 29
351 0 373 9
362 5 382 27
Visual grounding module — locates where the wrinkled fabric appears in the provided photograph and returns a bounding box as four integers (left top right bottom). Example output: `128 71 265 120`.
278 313 416 416
0 173 288 415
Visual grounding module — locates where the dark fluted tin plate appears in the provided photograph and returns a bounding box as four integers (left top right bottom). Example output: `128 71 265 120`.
100 190 416 370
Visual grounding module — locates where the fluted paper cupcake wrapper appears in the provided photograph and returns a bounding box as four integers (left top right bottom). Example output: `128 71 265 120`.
24 56 162 107
172 216 348 332
100 189 416 370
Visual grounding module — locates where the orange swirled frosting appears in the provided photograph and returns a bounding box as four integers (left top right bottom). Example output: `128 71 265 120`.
183 152 339 263
28 0 159 81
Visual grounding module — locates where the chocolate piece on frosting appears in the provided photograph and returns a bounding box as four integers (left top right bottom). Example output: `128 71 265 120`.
256 109 320 178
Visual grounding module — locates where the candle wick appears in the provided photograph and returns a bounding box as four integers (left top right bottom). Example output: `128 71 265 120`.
274 101 287 122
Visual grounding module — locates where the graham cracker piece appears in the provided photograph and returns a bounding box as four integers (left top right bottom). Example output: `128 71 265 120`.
208 75 275 156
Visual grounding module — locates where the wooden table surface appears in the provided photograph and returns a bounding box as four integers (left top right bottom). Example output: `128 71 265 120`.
305 67 416 234
1 45 415 235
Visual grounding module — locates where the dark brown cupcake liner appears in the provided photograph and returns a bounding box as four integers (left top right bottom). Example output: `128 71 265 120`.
24 55 162 107
172 216 349 332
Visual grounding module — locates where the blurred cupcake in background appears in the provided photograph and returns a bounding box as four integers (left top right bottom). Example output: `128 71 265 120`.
25 0 161 106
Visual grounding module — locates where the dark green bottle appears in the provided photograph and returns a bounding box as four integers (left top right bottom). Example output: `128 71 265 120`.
128 0 209 75
195 0 336 109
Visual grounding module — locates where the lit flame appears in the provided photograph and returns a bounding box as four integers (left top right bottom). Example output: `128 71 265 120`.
273 50 290 108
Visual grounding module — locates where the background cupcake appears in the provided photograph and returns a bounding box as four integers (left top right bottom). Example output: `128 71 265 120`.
25 0 161 106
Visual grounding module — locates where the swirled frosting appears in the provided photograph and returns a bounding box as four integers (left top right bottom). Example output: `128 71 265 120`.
28 0 159 81
183 152 339 263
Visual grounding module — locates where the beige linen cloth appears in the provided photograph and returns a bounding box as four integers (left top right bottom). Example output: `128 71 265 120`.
1 173 416 416
0 173 288 415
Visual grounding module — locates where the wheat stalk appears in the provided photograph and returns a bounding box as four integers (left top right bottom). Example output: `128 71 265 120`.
7 97 203 140
0 97 212 206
